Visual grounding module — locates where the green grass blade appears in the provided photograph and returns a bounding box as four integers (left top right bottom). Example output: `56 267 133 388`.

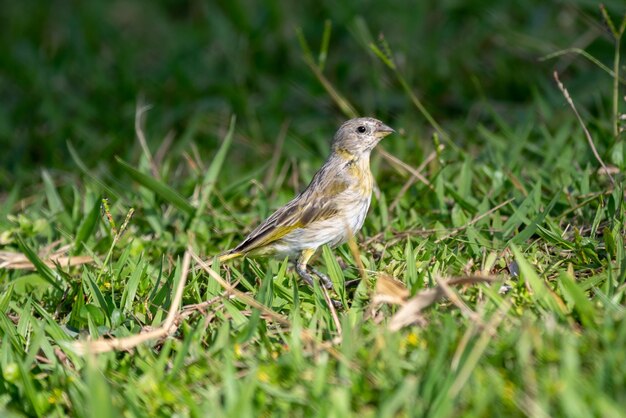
86 358 118 418
73 197 101 254
502 181 542 239
116 156 195 215
41 169 65 215
15 236 64 291
558 269 596 328
193 115 236 222
42 169 73 230
67 141 121 198
121 257 146 313
511 244 566 316
510 191 560 245
322 245 346 305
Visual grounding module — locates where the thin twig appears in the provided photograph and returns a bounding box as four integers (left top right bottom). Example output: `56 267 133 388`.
154 130 176 168
435 276 482 325
321 285 343 337
192 252 290 326
347 236 369 283
378 148 435 191
553 71 616 186
363 199 512 247
385 275 498 331
389 148 439 212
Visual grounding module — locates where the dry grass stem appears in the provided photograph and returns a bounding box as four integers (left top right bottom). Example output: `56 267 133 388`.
321 285 343 337
0 245 93 270
378 147 435 191
375 275 497 331
347 236 369 283
553 71 616 187
389 148 440 212
192 250 349 363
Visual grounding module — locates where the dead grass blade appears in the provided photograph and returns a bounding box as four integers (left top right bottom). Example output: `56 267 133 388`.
389 148 440 212
347 236 369 283
553 71 616 187
375 275 497 331
378 147 434 191
0 248 93 270
372 273 410 305
447 299 511 397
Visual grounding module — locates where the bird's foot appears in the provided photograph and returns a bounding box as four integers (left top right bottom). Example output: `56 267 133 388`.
295 263 316 287
329 298 343 309
309 266 334 289
309 267 344 308
295 262 342 308
344 279 360 288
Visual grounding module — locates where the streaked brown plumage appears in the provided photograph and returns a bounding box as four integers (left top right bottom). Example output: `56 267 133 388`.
219 117 394 289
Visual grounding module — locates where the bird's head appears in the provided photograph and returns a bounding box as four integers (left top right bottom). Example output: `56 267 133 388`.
331 117 395 156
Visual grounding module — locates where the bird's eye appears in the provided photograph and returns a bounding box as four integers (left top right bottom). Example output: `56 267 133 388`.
356 126 367 134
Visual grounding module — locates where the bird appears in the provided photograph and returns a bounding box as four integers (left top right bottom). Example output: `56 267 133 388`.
218 117 394 290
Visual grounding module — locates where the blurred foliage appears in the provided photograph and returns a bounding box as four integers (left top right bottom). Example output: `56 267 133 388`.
1 0 624 190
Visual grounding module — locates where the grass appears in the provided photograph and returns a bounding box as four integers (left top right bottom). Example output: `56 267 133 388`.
1 1 626 417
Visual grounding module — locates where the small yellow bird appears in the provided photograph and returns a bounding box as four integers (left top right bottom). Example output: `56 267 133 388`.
219 117 394 289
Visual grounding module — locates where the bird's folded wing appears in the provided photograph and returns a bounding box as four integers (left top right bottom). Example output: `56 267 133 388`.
232 178 348 254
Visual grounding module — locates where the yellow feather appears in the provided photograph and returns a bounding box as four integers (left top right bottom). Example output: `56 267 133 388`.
250 223 302 249
218 252 243 262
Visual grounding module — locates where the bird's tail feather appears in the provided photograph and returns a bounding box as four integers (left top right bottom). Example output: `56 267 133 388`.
218 251 243 263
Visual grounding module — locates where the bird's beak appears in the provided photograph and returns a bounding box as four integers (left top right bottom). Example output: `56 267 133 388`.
374 123 395 139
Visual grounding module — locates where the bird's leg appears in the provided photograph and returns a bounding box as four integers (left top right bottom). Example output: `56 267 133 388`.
296 249 343 309
296 249 317 287
309 266 334 289
295 249 333 289
344 279 361 288
310 267 343 308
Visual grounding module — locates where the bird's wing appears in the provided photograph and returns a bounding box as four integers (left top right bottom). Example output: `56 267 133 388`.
231 172 349 254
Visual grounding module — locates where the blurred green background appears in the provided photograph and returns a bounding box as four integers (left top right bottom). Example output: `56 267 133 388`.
1 0 623 191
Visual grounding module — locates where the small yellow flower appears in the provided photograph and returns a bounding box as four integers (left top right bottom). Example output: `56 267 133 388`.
48 388 63 404
257 370 270 383
502 380 516 405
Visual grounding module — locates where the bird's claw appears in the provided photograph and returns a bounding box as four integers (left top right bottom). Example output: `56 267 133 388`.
330 298 343 309
295 263 343 308
344 279 360 288
309 266 334 289
295 263 316 287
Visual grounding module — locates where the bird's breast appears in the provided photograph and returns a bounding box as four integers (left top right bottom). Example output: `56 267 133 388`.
346 158 374 196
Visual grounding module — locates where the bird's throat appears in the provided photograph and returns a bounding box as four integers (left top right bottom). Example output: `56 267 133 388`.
334 147 357 161
331 148 373 194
